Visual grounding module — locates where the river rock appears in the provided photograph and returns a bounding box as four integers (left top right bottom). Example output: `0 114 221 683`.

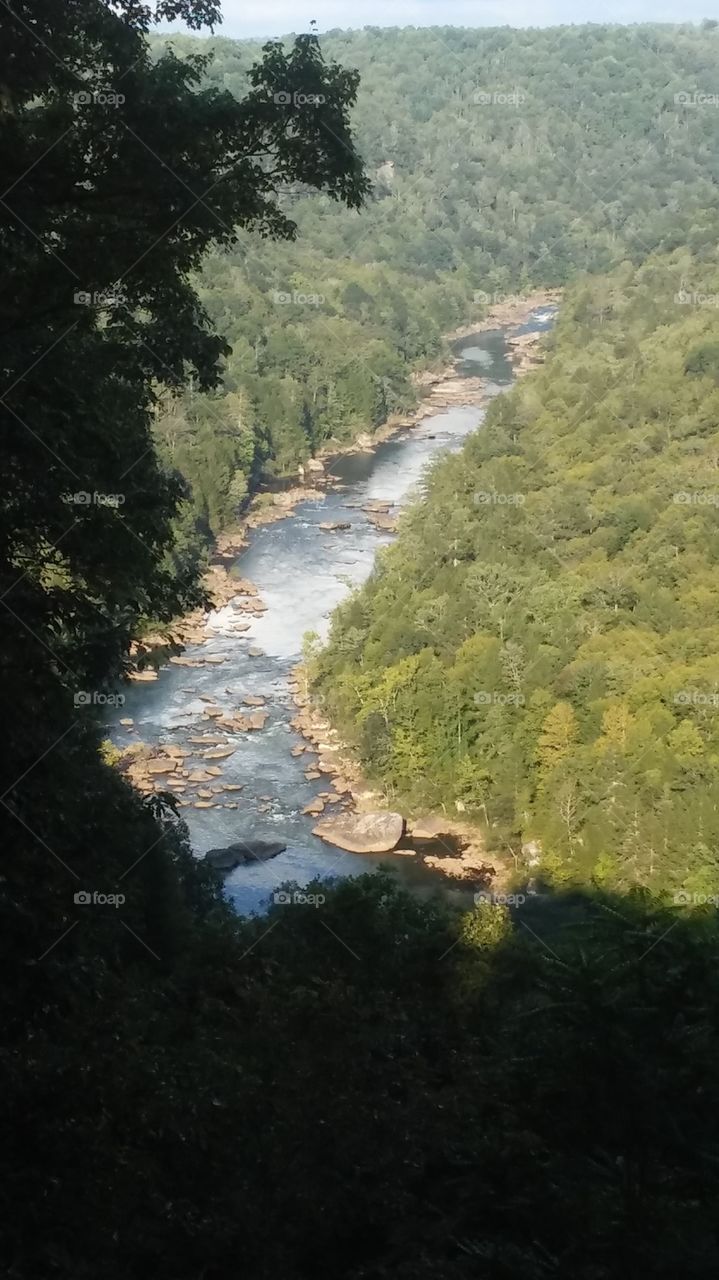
205 766 223 777
303 798 326 816
146 758 178 775
243 694 266 706
202 747 236 759
410 816 455 841
248 710 269 728
330 776 352 794
367 512 398 533
203 840 287 871
312 812 404 854
319 521 351 533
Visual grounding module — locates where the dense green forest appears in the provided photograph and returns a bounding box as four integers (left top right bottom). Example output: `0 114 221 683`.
4 5 719 1274
314 241 719 892
152 21 719 562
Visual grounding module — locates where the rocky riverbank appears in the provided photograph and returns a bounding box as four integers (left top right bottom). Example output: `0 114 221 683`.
277 295 560 890
446 288 561 342
119 297 556 900
129 292 558 680
287 664 502 888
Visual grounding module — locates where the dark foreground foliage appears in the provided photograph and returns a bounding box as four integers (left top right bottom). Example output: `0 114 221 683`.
3 839 719 1279
3 8 719 1277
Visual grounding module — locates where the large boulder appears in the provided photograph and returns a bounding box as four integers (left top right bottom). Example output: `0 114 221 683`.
203 839 287 872
312 811 404 854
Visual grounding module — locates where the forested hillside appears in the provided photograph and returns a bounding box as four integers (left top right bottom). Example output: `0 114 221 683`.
152 22 719 559
314 241 719 892
5 6 719 1274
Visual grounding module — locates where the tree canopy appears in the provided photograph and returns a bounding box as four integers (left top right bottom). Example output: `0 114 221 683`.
314 243 719 893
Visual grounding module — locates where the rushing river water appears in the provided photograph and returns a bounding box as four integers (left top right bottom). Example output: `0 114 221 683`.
111 307 556 914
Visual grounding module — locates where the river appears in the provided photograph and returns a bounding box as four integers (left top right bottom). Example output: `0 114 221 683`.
111 306 556 914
